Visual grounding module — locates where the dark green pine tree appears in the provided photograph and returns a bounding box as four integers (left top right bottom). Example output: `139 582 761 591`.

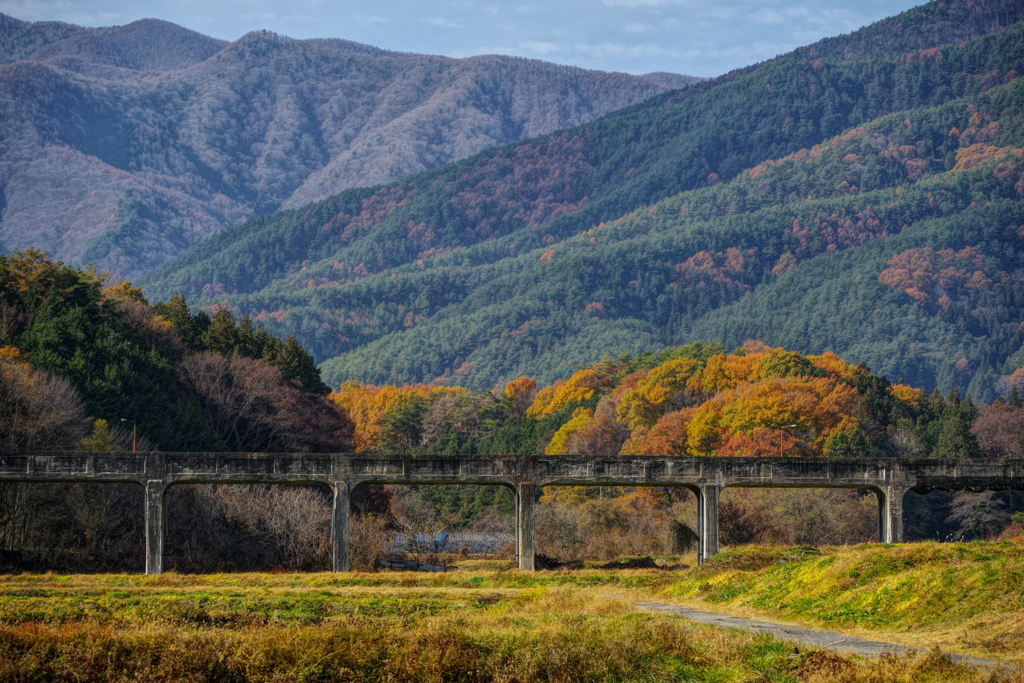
1010 387 1023 408
273 335 330 394
234 314 263 359
202 308 240 356
153 293 202 349
932 389 981 459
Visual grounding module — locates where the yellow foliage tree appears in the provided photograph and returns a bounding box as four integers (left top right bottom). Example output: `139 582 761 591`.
79 419 121 452
686 399 726 455
102 281 147 304
331 382 462 452
889 382 923 407
545 407 595 455
691 349 768 394
527 368 601 417
617 358 699 432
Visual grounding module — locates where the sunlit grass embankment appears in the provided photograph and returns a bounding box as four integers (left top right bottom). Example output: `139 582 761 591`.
662 541 1024 664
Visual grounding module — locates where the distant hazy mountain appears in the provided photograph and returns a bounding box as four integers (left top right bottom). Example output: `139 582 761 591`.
0 15 697 278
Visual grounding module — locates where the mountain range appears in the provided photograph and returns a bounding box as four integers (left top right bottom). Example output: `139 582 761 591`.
0 13 694 278
138 0 1024 402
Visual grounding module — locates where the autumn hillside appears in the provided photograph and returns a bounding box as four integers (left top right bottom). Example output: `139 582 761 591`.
0 250 348 454
141 0 1024 401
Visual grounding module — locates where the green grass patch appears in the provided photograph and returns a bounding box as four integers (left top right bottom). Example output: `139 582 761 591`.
663 541 1024 663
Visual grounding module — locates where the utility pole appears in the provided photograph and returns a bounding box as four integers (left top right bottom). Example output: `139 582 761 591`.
121 418 137 452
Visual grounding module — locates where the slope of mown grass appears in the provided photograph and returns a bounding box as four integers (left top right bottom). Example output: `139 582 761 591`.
0 570 1001 682
663 542 1024 662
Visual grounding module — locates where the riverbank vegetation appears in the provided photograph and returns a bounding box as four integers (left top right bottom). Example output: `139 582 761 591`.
2 550 1020 682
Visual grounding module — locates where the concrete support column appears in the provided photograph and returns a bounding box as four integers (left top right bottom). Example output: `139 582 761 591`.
332 482 351 572
144 479 166 575
517 481 537 571
697 484 721 564
877 486 905 544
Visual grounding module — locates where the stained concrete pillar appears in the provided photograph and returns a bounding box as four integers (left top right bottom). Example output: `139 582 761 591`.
144 480 166 575
332 482 351 572
517 482 537 571
697 484 721 564
877 486 905 544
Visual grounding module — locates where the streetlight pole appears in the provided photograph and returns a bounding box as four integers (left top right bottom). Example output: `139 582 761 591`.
121 419 137 453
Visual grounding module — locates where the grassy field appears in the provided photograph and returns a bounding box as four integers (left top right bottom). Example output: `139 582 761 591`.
0 543 1021 682
662 541 1024 666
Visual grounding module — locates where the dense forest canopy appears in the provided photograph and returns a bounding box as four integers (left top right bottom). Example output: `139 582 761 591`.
141 1 1024 401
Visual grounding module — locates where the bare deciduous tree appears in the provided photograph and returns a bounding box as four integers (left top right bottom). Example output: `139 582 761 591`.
889 425 925 458
948 491 1009 540
178 352 352 453
971 401 1024 459
0 354 87 451
179 353 283 452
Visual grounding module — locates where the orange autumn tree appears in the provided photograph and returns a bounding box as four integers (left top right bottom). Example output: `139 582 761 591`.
689 341 772 394
685 376 862 457
331 382 463 452
550 370 647 456
625 347 866 457
503 376 538 415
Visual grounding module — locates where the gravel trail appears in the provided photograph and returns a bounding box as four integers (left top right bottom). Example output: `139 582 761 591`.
636 602 1010 669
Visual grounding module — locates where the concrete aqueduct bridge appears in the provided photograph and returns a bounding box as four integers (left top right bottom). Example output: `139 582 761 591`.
1 452 1023 574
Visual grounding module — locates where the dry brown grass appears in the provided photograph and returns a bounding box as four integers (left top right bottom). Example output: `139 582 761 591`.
0 566 1017 682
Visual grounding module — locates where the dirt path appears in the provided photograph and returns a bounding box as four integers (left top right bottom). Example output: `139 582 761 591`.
636 602 1010 670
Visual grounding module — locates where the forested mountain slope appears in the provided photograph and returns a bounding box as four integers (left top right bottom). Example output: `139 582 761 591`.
0 15 228 74
141 0 1024 400
0 15 691 279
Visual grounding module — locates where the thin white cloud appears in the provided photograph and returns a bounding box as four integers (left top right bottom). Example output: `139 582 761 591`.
423 16 464 28
602 0 681 7
624 22 653 33
352 13 391 24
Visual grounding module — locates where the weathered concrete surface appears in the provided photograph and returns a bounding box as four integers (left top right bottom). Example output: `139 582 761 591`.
636 602 1013 669
1 453 1022 574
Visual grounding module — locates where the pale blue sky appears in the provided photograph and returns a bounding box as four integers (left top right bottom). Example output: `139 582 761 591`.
1 0 922 76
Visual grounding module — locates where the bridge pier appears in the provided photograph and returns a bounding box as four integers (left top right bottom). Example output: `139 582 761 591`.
877 485 905 544
332 483 351 572
517 482 536 571
144 480 166 575
697 484 721 564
